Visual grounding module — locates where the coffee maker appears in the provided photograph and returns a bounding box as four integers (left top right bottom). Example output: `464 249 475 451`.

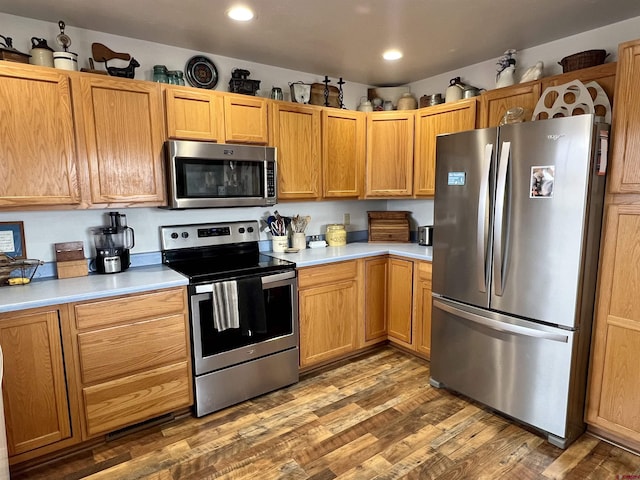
92 212 135 274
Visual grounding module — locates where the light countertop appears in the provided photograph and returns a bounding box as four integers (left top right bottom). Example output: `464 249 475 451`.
267 242 432 267
0 264 188 314
0 243 431 313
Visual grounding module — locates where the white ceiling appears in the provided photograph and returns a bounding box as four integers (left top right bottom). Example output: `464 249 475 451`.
1 0 640 86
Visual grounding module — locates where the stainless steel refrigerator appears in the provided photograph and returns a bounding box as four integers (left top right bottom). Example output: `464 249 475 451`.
430 114 609 449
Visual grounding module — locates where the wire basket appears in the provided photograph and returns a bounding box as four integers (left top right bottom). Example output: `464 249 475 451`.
0 253 44 286
558 50 608 73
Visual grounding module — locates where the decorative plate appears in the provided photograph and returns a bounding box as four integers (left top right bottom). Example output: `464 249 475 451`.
185 55 218 89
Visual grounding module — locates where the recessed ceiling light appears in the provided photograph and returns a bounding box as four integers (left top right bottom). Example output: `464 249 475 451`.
383 49 403 61
227 6 254 21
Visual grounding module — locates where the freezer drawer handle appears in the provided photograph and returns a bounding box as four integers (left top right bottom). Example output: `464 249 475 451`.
433 298 569 343
477 143 493 293
493 141 511 296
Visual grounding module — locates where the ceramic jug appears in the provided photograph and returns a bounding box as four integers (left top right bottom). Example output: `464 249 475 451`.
357 96 373 112
397 92 418 110
29 37 54 67
445 77 465 103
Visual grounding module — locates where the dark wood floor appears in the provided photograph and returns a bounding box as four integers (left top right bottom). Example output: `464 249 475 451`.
14 347 640 479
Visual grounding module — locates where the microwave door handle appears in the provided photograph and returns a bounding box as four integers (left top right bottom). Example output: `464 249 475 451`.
477 143 493 293
493 141 510 296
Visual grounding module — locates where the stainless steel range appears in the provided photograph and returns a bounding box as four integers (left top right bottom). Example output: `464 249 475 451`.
161 221 298 417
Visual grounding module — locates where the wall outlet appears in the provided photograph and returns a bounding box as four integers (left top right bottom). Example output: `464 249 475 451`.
343 213 350 225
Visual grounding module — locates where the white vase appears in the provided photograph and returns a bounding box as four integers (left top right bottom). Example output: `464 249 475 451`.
496 66 516 88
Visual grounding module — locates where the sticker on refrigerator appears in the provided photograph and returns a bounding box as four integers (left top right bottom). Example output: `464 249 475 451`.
530 166 555 198
447 172 466 186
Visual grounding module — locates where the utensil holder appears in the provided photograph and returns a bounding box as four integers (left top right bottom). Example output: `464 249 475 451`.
292 233 306 250
271 235 288 252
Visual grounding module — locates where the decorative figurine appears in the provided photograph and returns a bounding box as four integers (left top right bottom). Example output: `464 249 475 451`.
323 75 330 107
520 61 544 83
337 77 345 108
496 49 517 88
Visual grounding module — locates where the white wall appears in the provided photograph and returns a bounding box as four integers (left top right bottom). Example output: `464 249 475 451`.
408 16 640 98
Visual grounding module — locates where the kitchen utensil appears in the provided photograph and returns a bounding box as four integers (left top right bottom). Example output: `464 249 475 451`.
91 42 130 62
397 92 418 110
289 81 311 103
462 85 482 98
56 20 72 52
445 77 465 103
270 87 283 100
92 212 135 274
29 37 54 67
428 93 443 106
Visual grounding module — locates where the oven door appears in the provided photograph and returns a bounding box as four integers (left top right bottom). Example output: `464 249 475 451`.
190 270 298 375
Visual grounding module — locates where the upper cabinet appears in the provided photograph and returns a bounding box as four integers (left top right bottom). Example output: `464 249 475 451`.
164 86 224 142
478 82 541 128
365 111 415 197
609 39 640 193
223 94 269 144
322 109 366 198
270 102 322 199
414 99 477 196
76 76 166 206
0 63 82 208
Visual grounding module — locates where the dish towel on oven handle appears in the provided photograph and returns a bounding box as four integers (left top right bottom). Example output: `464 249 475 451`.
237 276 267 335
211 280 240 332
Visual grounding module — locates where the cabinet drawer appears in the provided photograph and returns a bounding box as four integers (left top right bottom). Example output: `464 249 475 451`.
74 288 186 330
78 314 188 384
298 260 358 289
83 361 192 437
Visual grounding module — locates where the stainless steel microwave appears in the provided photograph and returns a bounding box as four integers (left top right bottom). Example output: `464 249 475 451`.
164 140 277 209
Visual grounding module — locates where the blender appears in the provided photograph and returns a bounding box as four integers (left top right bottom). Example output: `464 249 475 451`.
92 212 135 274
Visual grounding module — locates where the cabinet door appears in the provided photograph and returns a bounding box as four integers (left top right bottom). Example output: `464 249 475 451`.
78 76 165 205
414 261 433 358
586 205 640 447
478 82 541 128
0 309 71 456
387 257 414 345
223 94 269 144
271 102 322 199
165 86 224 141
363 257 388 344
322 109 366 198
365 112 414 197
609 40 640 193
0 64 81 207
414 99 477 196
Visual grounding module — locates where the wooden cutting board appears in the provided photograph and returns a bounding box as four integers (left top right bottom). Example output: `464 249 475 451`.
368 211 411 242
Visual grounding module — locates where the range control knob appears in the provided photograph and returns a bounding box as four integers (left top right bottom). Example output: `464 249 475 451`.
239 227 245 234
171 232 179 239
181 232 189 238
247 226 254 233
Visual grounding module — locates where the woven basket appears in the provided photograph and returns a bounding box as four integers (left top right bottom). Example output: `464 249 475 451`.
558 50 608 73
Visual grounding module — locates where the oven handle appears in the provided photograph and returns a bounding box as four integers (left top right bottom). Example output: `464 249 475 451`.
194 270 296 293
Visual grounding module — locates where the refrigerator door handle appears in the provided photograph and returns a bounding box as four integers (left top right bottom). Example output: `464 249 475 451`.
477 143 493 293
433 298 569 343
493 141 511 296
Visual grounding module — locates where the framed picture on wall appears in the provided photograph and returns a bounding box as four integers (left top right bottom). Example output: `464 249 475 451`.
0 221 26 259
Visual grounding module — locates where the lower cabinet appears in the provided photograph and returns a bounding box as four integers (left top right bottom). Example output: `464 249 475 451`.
70 287 193 438
0 305 81 465
298 256 433 369
298 261 361 368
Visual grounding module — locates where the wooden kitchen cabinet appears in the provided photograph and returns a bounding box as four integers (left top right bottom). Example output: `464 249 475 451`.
164 86 224 141
76 75 166 206
69 287 192 438
413 261 433 358
0 305 81 464
298 260 361 368
362 256 389 346
270 101 322 199
365 111 415 197
223 93 269 144
478 82 542 128
608 39 640 193
586 205 640 450
0 62 82 208
414 99 477 196
322 109 366 198
387 257 414 347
